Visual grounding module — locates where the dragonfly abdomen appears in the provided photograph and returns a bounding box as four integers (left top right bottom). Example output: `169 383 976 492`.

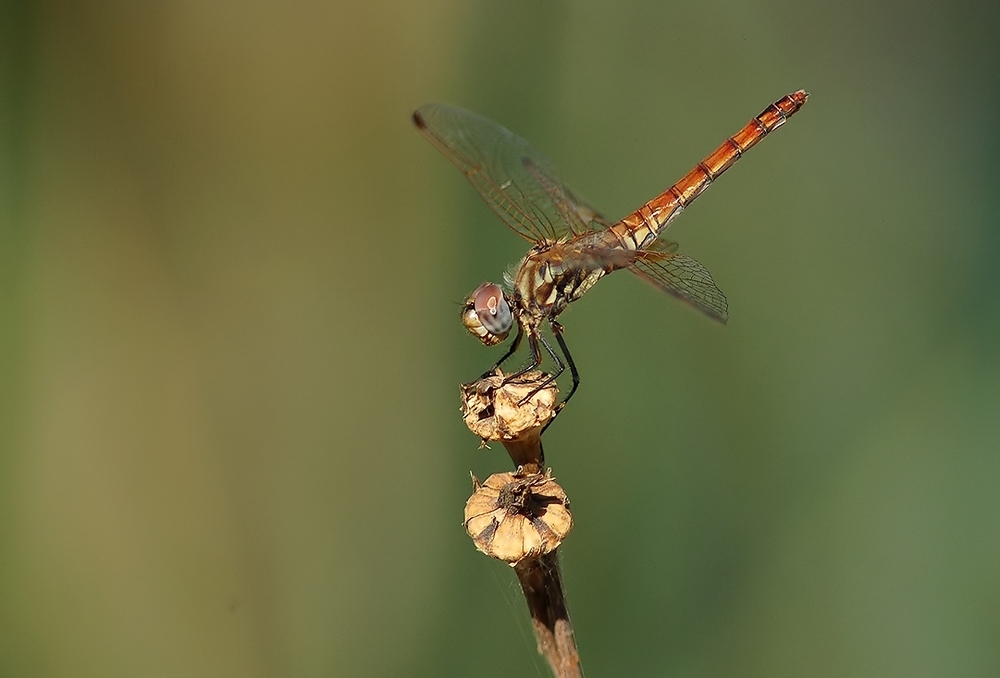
612 90 808 248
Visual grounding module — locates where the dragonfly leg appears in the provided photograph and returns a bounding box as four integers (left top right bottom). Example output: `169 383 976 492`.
540 335 566 374
531 321 581 434
517 335 565 404
504 331 543 383
550 319 580 406
484 323 524 378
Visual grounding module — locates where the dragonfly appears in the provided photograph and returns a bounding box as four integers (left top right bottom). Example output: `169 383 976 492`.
414 90 808 412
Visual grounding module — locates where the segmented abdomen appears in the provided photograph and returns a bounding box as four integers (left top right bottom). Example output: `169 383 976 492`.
610 90 808 250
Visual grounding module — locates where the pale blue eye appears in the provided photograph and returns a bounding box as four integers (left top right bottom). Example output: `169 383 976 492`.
474 283 512 336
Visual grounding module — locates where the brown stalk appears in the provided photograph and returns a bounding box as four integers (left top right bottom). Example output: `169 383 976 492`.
460 372 582 678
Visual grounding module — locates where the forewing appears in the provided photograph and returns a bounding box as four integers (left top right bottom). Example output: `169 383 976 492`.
628 251 729 323
522 157 614 235
413 104 608 243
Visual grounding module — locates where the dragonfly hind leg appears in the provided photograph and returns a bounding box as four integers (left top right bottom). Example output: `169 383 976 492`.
516 334 565 400
549 320 580 406
513 322 581 434
503 330 545 384
511 321 580 424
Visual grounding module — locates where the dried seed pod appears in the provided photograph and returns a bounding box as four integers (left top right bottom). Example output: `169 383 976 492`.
464 470 572 565
460 370 558 443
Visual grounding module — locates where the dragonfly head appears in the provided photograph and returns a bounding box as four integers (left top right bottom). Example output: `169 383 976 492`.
462 283 513 346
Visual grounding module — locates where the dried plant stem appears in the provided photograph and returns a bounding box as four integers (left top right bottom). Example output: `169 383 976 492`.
461 372 583 677
514 551 581 678
502 431 581 678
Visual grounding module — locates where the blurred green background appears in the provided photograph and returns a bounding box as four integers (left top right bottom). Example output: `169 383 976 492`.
1 0 998 676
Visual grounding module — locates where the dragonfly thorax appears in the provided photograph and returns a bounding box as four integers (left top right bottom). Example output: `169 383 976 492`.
513 248 609 323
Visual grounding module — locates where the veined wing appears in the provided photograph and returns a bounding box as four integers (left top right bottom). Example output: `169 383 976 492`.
413 104 609 243
522 156 614 234
628 247 729 324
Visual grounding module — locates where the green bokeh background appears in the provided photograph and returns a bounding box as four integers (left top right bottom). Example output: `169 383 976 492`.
2 1 998 676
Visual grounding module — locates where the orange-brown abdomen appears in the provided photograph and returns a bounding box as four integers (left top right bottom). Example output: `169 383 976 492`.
611 90 808 250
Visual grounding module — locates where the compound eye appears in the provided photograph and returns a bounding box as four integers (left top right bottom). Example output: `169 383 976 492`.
473 283 513 336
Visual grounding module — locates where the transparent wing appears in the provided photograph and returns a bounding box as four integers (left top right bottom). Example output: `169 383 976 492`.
628 250 729 323
522 157 614 234
413 103 610 243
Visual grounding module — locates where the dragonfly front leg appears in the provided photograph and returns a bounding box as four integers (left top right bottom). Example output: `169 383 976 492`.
484 323 524 378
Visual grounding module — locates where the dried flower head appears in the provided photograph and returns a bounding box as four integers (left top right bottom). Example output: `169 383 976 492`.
460 371 558 443
464 470 572 564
